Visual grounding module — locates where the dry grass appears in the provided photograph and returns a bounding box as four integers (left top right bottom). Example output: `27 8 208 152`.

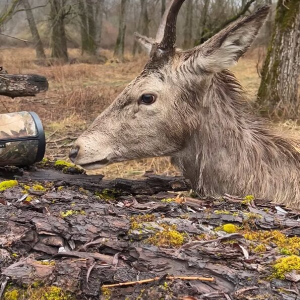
0 47 297 179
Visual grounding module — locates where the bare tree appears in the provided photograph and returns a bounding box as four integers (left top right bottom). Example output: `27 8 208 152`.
133 0 149 55
183 0 193 49
257 0 300 119
49 0 69 62
0 0 20 25
114 0 128 60
21 0 46 60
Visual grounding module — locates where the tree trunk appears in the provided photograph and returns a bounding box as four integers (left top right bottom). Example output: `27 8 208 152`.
78 0 97 55
86 0 96 55
161 0 166 17
257 0 300 119
183 0 193 49
21 0 46 61
49 0 68 62
95 0 105 53
132 0 149 56
194 0 209 46
114 0 128 60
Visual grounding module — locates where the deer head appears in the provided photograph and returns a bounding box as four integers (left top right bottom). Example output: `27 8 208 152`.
69 1 269 171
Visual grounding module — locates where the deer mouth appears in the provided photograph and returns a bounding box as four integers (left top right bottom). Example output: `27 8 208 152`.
79 158 110 170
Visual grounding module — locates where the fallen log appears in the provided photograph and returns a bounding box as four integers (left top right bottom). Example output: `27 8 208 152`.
17 169 190 195
0 74 48 98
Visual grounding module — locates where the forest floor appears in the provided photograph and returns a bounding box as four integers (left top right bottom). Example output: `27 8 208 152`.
1 48 300 300
1 164 300 300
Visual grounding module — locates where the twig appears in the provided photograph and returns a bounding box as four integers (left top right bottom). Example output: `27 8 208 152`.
179 233 244 250
0 277 9 300
102 276 215 288
0 33 27 43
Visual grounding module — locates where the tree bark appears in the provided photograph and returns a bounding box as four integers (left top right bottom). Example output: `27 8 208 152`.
0 74 48 98
114 0 128 60
132 0 149 56
49 0 69 62
21 0 46 61
257 0 300 119
183 0 193 49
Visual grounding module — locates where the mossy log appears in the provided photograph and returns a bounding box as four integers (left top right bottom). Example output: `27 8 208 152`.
0 74 48 98
1 169 300 299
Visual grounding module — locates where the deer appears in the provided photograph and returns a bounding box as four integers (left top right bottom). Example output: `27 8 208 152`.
69 0 300 208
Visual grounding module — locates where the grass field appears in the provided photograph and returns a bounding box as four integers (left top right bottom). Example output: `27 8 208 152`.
0 47 298 178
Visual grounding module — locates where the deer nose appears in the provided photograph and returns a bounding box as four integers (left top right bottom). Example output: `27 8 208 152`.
69 146 80 163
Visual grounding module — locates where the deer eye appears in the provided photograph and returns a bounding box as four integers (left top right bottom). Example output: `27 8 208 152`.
139 94 156 105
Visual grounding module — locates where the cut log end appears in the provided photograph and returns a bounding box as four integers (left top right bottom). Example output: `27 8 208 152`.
0 74 48 98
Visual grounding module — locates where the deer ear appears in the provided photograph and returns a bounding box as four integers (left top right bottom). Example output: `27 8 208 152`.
134 32 155 55
183 6 270 73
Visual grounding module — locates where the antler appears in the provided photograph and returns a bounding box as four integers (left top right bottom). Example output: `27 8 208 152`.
135 0 186 56
156 0 186 51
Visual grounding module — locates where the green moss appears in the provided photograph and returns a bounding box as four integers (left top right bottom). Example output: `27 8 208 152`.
32 184 46 192
95 189 117 201
4 289 19 300
161 198 176 203
54 160 84 174
253 244 267 253
272 255 300 279
222 223 238 233
214 210 231 215
276 0 300 31
60 210 85 218
242 195 255 205
146 224 186 248
0 180 18 192
36 260 56 266
244 230 300 255
130 214 156 230
101 287 112 300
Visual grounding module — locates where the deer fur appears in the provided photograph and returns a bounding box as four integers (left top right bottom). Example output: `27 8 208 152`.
70 2 300 208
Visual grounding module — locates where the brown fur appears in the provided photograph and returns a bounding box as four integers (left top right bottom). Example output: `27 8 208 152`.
71 5 300 208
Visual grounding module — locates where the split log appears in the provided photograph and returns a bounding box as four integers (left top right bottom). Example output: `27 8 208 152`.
0 74 48 98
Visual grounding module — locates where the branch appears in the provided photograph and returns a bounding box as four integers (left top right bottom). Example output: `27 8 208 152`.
12 4 49 14
0 33 27 43
199 0 256 43
0 74 48 98
0 0 21 25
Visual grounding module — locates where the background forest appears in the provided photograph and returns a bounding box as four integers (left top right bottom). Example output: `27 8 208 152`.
0 0 299 178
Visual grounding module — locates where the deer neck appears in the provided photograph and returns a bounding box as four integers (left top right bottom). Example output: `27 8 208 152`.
171 70 300 205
